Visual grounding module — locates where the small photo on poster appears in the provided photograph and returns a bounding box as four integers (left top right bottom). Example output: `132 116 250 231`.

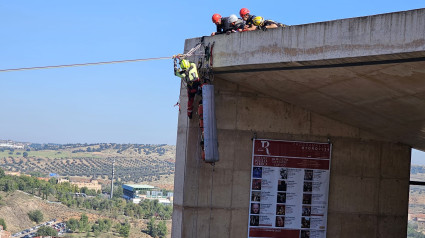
303 181 312 192
280 168 288 179
277 192 286 203
301 230 310 238
253 167 263 178
251 191 261 202
275 216 285 227
251 203 260 214
301 217 311 228
303 194 312 204
304 170 313 181
250 215 259 226
302 206 311 216
252 179 262 190
277 180 287 191
276 204 285 215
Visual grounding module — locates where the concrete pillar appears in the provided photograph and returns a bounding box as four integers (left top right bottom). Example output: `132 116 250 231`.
172 77 411 238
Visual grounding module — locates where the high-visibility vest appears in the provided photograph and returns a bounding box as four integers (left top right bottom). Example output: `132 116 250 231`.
175 63 199 83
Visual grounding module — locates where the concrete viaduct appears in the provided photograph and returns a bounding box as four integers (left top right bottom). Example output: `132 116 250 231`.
172 8 425 238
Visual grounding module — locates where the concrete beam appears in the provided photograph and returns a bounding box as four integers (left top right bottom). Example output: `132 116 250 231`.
173 8 418 238
189 8 425 151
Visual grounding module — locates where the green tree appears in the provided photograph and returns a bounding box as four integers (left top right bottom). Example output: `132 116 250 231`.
92 223 101 238
48 177 57 185
118 222 130 238
0 168 4 178
147 218 158 237
99 219 112 232
407 222 425 238
36 225 58 236
66 218 79 232
79 213 90 232
0 218 7 230
28 210 44 223
157 220 167 238
146 218 167 238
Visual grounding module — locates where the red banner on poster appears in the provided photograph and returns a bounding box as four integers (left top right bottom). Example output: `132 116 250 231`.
253 156 330 170
254 140 330 159
249 227 300 237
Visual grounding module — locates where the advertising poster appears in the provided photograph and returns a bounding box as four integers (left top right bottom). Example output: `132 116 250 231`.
248 139 332 238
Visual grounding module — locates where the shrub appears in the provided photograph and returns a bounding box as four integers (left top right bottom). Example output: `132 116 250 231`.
28 210 43 223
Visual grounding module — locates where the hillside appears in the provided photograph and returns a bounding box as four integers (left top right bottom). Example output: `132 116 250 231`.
0 191 171 238
0 143 175 186
409 165 425 215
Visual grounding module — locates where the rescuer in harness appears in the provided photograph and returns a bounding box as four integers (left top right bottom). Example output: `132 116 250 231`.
211 13 232 36
174 58 201 119
228 14 245 33
239 8 257 32
252 16 287 31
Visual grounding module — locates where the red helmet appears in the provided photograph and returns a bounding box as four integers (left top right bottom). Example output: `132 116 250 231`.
212 13 222 23
240 8 250 17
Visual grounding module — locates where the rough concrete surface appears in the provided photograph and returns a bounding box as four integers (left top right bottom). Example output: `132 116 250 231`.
172 8 420 238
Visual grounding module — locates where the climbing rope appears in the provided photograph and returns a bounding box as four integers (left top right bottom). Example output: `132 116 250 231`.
0 57 172 73
0 43 205 73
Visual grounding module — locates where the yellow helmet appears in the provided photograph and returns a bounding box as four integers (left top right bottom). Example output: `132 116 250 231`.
180 59 190 70
253 16 264 26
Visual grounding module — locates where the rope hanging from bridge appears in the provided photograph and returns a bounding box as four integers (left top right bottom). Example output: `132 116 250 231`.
0 43 204 73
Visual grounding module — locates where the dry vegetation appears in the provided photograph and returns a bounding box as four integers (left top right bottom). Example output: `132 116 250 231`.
0 191 171 238
409 166 425 215
0 143 175 186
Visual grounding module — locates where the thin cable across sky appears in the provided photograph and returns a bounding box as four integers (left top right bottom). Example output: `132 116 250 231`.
0 44 204 73
0 56 172 73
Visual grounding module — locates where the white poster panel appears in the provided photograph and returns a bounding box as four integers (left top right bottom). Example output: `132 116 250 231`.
248 139 332 238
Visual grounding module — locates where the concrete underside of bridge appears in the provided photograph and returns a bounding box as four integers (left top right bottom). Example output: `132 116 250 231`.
172 8 425 238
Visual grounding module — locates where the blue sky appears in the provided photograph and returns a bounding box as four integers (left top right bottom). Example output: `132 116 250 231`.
0 0 424 163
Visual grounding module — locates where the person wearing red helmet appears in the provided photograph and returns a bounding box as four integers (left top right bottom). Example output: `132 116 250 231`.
239 8 257 31
211 13 232 36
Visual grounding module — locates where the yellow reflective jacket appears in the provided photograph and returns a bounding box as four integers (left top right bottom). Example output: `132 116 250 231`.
175 62 199 84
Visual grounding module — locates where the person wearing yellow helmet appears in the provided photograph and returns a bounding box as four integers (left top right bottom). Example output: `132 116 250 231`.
252 16 287 31
174 58 200 119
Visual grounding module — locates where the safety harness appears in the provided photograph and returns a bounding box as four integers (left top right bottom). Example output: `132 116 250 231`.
173 39 215 162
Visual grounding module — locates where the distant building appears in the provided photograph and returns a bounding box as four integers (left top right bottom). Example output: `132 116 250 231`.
148 190 163 197
122 184 173 205
409 213 425 221
58 177 101 191
122 184 155 199
135 196 172 205
0 225 11 238
0 140 24 149
0 143 23 149
33 237 61 238
57 178 69 184
4 171 21 176
72 180 101 191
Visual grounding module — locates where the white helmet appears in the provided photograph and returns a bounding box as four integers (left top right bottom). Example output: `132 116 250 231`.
229 14 238 23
